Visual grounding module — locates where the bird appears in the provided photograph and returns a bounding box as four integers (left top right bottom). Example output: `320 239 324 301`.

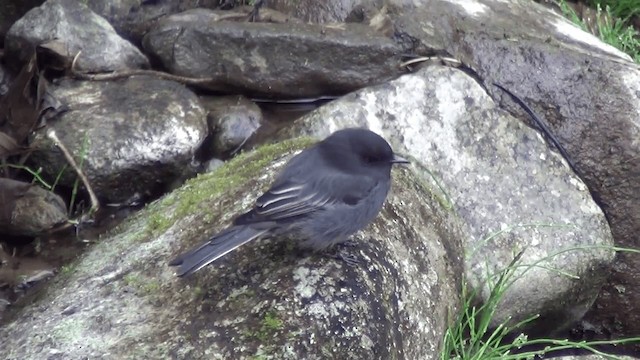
169 128 408 276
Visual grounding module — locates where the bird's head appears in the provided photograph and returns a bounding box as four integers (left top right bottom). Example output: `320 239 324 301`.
319 128 409 173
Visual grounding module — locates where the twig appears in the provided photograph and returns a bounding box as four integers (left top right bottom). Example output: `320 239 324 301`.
399 56 462 68
70 51 218 86
46 128 100 214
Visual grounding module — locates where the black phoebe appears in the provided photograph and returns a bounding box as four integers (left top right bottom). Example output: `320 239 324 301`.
169 128 408 276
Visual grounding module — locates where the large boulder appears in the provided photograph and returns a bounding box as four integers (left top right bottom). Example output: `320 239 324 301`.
4 0 149 72
30 76 207 203
0 138 464 359
280 64 614 334
143 8 402 97
385 0 639 344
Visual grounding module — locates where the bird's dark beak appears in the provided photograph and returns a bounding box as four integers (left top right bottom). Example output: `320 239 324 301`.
390 154 410 164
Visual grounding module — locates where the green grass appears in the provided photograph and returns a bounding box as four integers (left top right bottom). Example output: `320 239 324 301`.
441 226 640 359
594 7 640 62
560 0 640 62
4 132 88 216
586 0 640 20
4 164 54 189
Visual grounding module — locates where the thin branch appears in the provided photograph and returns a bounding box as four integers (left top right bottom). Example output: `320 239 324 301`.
70 51 218 86
399 56 462 68
46 128 100 214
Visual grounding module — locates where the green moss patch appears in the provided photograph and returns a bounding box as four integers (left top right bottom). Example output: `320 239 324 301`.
142 137 316 239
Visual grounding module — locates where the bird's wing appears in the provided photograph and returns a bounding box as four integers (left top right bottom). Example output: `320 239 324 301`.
234 173 377 224
255 180 332 219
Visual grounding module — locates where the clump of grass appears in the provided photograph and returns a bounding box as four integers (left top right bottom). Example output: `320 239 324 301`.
5 163 55 190
560 0 589 31
441 227 640 359
442 251 539 360
560 0 640 62
586 0 640 20
594 5 640 62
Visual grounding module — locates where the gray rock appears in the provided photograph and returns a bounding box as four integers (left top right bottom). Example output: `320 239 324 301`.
268 0 364 23
0 178 67 236
86 0 220 45
30 76 207 203
280 65 614 334
0 0 42 43
143 8 402 97
86 1 301 44
5 0 149 72
0 63 11 97
203 158 224 173
201 95 262 156
0 298 9 313
0 138 464 359
387 0 640 345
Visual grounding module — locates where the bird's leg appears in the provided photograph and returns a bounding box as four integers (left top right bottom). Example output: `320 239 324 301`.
339 239 359 248
247 0 265 22
218 0 234 10
325 240 360 266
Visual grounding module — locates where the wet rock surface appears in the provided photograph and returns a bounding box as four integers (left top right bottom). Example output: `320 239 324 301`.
0 178 67 236
201 95 262 157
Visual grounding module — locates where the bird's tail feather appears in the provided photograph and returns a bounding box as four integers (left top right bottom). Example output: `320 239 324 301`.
169 226 267 277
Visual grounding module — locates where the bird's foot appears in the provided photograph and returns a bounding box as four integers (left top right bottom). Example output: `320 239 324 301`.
326 248 360 267
337 239 358 248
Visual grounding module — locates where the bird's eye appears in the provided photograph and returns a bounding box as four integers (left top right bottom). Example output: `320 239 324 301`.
363 155 380 163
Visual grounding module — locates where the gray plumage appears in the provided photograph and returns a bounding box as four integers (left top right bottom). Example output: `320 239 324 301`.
169 128 408 277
